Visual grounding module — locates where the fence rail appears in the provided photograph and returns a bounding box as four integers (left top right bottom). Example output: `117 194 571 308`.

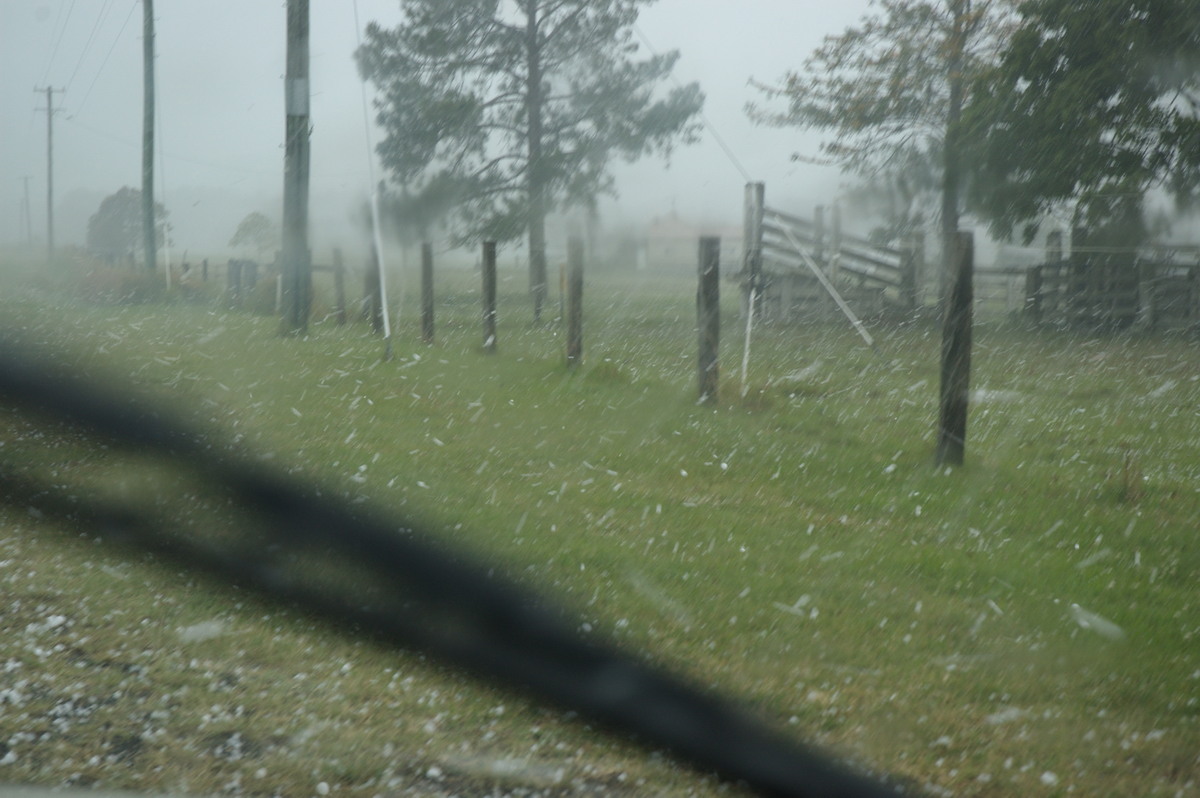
745 184 919 321
1027 258 1200 330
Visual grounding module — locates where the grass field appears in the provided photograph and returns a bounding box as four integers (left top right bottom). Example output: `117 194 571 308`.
1 256 1198 797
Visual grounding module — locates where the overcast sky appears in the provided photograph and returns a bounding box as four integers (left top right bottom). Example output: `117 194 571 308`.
1 0 874 256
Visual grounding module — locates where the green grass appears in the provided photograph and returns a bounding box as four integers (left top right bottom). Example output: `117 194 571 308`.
1 255 1198 797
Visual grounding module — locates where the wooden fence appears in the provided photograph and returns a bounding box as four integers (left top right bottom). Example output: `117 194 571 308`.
742 182 921 322
1027 257 1200 330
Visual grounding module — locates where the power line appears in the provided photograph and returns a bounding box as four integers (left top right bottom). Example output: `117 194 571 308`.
632 23 753 184
74 0 138 118
61 116 276 179
65 0 118 91
40 0 78 86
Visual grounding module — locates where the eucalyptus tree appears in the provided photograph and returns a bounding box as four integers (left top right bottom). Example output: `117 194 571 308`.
87 187 169 265
748 0 1017 294
357 0 703 321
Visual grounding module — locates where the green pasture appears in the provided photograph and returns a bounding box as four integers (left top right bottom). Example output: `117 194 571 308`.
0 257 1197 797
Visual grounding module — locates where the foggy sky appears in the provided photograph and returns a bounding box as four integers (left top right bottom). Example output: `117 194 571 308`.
1 0 873 257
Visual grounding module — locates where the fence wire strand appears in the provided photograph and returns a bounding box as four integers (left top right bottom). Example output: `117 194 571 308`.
0 342 908 798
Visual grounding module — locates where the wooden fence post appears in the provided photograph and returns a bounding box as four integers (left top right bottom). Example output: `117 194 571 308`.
421 242 435 345
697 237 721 405
482 241 497 353
201 258 208 282
1071 226 1089 327
936 231 973 467
1027 231 1061 323
1026 265 1044 323
1137 261 1158 330
742 182 765 317
332 248 347 326
1046 230 1063 263
902 232 924 312
227 259 242 306
566 237 584 367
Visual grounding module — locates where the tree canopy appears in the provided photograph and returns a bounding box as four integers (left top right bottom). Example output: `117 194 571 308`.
967 0 1200 246
357 0 704 319
749 1 1010 172
749 0 1016 273
229 212 279 261
86 187 168 263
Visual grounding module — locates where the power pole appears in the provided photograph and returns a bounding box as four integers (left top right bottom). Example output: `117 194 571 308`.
142 0 156 270
21 176 34 246
34 86 64 265
281 0 311 335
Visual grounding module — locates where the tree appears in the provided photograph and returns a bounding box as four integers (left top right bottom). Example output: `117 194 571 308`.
967 0 1200 249
841 143 940 244
229 212 279 261
748 0 1016 295
357 0 704 321
86 187 168 265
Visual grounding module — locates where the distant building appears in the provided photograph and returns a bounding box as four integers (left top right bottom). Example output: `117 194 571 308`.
644 211 742 273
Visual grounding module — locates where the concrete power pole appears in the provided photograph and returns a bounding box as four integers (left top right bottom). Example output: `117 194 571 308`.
281 0 311 334
142 0 156 270
34 86 63 265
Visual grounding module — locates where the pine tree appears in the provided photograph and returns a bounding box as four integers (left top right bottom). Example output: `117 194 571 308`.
357 0 703 321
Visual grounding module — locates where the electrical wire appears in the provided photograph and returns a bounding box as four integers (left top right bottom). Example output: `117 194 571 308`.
39 0 78 86
633 23 753 184
73 0 138 118
65 0 118 91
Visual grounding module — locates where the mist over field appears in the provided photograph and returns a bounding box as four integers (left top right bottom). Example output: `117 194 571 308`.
2 3 1199 797
0 1 871 263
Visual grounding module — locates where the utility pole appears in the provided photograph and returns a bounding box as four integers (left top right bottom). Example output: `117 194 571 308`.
34 86 64 265
21 176 34 246
281 0 311 335
142 0 156 270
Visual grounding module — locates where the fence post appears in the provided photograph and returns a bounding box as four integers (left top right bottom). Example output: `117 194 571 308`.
1071 226 1089 327
421 242 435 345
202 258 208 282
227 259 243 306
1028 231 1061 323
698 237 721 405
1046 230 1063 264
1026 265 1044 324
742 182 765 317
566 237 584 368
482 241 497 353
902 233 924 312
936 231 973 467
1138 260 1158 330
